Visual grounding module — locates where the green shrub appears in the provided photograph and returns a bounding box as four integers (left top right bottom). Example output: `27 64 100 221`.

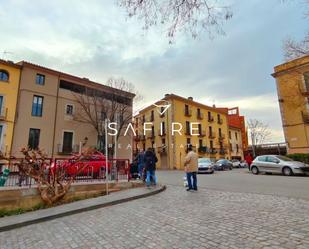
287 154 309 164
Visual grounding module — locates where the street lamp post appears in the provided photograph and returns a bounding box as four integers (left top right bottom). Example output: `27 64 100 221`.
105 118 109 195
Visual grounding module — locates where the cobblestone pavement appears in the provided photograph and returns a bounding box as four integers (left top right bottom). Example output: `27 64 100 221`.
1 186 309 249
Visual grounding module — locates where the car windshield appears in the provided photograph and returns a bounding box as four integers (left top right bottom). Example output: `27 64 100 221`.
275 155 293 162
199 158 211 163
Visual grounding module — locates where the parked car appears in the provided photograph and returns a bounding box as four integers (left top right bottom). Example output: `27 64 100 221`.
198 158 214 174
250 155 309 176
231 159 241 168
51 152 112 178
214 159 233 171
240 160 248 168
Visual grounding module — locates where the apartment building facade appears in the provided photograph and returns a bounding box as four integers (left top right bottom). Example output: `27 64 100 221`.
272 55 309 154
0 60 21 156
4 61 134 159
134 94 231 170
228 126 243 160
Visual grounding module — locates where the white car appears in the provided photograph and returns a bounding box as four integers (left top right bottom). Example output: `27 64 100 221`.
250 155 309 176
198 158 214 174
231 159 241 168
240 160 248 168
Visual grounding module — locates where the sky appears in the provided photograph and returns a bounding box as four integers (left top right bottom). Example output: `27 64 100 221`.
0 0 308 143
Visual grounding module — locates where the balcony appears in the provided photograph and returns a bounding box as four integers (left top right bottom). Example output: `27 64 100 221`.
219 148 226 155
208 132 216 139
209 148 217 154
57 144 80 155
208 116 214 122
184 109 192 117
198 130 206 137
0 106 7 121
218 118 223 125
219 134 225 141
158 129 166 136
302 111 309 124
198 146 208 154
197 112 203 120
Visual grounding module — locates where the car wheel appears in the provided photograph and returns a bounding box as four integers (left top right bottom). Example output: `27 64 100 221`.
282 167 293 176
251 166 259 175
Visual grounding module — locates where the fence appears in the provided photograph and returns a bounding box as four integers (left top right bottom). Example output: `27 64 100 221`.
0 157 131 188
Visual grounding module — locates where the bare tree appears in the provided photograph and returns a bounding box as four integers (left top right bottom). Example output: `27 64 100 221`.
284 33 309 61
247 119 271 157
0 148 96 206
73 78 139 155
283 1 309 60
118 0 233 41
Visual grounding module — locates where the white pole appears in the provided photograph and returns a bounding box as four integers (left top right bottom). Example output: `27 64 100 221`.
79 141 82 154
105 119 109 195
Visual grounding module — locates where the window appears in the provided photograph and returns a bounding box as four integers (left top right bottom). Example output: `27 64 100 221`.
63 131 73 153
0 70 9 82
199 139 203 148
209 126 212 135
219 128 222 137
32 95 43 116
36 74 45 85
304 72 309 91
258 156 267 162
267 156 279 163
210 140 213 149
229 131 231 139
235 132 238 140
151 110 154 121
236 144 239 152
186 121 190 134
186 138 191 145
66 104 74 115
101 111 106 120
28 128 40 149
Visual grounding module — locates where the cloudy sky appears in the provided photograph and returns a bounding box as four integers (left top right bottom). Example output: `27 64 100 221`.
0 0 308 142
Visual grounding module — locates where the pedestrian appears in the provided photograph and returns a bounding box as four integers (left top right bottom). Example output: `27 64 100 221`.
135 149 145 180
245 153 253 170
184 144 198 191
144 147 158 187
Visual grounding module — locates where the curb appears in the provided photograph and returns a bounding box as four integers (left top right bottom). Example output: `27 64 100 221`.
0 185 166 232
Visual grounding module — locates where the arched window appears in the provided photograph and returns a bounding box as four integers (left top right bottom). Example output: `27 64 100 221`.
0 70 9 82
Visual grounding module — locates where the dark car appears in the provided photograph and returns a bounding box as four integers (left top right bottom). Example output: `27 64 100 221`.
214 159 233 171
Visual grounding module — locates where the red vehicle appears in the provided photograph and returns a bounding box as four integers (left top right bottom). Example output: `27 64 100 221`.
51 152 112 178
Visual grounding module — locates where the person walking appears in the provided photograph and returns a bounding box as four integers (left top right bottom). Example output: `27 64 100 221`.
135 149 145 180
144 147 158 187
184 144 198 191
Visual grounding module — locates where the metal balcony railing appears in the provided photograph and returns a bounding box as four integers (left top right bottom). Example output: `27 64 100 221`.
57 144 80 155
184 108 192 117
198 130 206 137
208 116 214 122
197 112 203 120
208 132 216 139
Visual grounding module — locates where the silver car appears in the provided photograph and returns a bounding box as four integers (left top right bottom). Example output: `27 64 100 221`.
198 158 214 174
250 155 309 176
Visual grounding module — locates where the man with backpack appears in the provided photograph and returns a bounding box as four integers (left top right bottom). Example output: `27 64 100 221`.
144 147 158 187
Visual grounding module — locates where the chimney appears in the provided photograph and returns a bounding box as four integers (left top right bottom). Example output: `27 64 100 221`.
188 97 193 101
213 104 216 108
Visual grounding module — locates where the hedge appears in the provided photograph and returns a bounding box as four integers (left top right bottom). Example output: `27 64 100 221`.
287 154 309 164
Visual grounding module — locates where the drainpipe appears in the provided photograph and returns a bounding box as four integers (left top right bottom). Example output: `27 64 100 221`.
10 65 22 158
51 74 60 158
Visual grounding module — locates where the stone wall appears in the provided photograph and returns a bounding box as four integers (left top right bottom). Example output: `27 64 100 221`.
0 181 143 210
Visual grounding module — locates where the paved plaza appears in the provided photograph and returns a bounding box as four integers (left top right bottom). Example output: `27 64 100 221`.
1 170 309 249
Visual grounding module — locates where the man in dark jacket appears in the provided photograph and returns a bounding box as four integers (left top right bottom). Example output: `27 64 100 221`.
144 147 158 187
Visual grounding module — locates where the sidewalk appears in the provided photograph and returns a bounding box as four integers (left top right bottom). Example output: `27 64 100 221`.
0 184 166 232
